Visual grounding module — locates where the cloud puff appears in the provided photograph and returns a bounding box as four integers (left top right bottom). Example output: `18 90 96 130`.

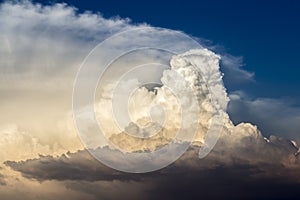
95 48 229 154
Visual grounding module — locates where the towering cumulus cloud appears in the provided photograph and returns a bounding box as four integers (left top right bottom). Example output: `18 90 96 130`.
106 48 229 152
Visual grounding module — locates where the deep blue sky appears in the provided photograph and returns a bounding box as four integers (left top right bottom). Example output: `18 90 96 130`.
26 0 300 102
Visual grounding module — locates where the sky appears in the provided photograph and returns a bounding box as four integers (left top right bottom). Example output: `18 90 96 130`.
0 0 300 199
31 0 300 99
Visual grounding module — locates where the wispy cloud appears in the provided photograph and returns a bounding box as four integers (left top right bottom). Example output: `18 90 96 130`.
220 54 255 85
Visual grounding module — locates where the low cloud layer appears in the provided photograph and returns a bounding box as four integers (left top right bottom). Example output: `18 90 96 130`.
6 121 300 180
5 150 140 182
5 128 300 199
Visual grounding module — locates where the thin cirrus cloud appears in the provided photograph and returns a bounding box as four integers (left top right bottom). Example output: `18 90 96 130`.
220 54 255 85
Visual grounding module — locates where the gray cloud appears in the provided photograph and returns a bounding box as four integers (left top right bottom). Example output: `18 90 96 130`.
64 180 149 200
5 128 300 181
5 137 300 200
4 150 145 182
58 165 300 200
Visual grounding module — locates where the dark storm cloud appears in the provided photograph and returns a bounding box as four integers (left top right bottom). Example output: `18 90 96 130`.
5 132 300 180
145 167 300 200
4 150 147 182
61 163 300 200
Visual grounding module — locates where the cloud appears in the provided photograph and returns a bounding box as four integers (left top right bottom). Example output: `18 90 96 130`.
93 49 229 152
0 0 255 156
0 0 139 155
5 133 300 199
1 1 300 199
6 122 300 181
0 1 133 81
228 91 300 143
0 124 55 162
190 37 255 87
220 54 255 85
0 177 94 200
0 173 6 186
64 180 149 200
140 168 300 200
5 149 144 182
62 169 300 200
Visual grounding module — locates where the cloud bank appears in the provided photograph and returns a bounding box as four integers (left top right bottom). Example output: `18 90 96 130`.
5 132 300 199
